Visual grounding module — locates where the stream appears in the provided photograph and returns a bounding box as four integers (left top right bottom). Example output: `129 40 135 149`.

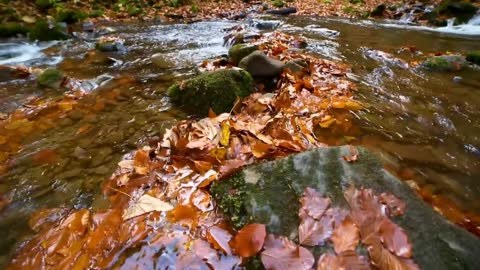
0 15 479 267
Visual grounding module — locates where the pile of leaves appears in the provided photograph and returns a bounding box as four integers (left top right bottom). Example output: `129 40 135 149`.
7 31 364 269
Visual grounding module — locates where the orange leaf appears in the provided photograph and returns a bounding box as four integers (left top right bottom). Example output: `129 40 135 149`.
331 215 359 254
231 223 266 258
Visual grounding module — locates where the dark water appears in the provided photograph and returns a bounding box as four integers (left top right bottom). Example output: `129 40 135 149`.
0 16 479 267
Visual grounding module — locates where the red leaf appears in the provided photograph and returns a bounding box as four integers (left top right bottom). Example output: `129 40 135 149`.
261 235 314 270
379 193 406 217
231 223 266 258
368 241 419 270
331 215 359 254
299 214 334 246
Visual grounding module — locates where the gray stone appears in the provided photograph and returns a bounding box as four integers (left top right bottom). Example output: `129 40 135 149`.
265 7 297 15
150 53 176 69
284 59 308 75
211 146 480 270
238 50 285 77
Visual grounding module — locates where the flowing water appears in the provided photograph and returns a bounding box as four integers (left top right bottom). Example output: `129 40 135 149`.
0 16 479 267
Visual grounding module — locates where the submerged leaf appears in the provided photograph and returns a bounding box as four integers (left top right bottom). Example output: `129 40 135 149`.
123 194 173 220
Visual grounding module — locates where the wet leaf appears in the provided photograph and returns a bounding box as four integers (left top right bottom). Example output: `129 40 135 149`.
231 223 266 258
168 204 198 227
123 194 173 220
378 218 412 258
207 226 233 254
380 193 406 216
368 241 419 270
299 214 334 246
300 187 330 220
343 146 359 163
220 121 230 147
261 234 315 270
331 215 359 254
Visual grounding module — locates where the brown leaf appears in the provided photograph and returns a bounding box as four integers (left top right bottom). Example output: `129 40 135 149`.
207 226 233 255
299 215 334 246
300 187 330 220
378 218 412 258
368 241 419 270
380 193 406 216
231 223 266 258
331 215 360 254
218 159 246 178
261 234 315 270
317 253 343 270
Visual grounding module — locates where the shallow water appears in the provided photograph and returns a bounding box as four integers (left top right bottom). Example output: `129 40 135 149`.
0 16 479 267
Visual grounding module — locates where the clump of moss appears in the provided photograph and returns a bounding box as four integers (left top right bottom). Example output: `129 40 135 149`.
422 55 467 71
89 9 104 18
29 20 69 41
190 3 200 13
167 69 254 116
126 5 142 16
466 50 480 65
210 173 250 229
35 0 53 10
37 68 65 89
272 0 285 8
55 9 88 24
0 23 29 38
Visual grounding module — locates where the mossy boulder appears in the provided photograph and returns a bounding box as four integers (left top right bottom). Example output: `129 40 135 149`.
37 68 65 89
211 146 480 269
228 44 258 65
435 0 478 25
238 50 285 77
466 50 480 65
167 69 254 115
29 20 69 41
422 55 467 71
0 23 29 38
55 9 88 24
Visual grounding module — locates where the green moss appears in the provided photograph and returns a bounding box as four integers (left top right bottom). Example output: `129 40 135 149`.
167 69 254 116
0 22 29 38
37 68 64 88
55 9 88 24
228 44 258 65
89 9 104 18
126 5 142 16
190 3 200 13
29 20 69 41
434 0 478 24
423 55 467 71
95 41 123 52
272 0 285 8
466 50 480 65
35 0 53 10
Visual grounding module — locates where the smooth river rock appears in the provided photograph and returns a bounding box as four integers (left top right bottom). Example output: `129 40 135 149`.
211 146 480 270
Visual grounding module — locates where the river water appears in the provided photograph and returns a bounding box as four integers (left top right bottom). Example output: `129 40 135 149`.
0 16 479 267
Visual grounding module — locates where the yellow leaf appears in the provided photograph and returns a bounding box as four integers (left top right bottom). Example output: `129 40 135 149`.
344 100 363 110
0 136 6 145
219 121 230 147
319 118 336 128
58 101 75 111
210 147 227 161
122 194 173 220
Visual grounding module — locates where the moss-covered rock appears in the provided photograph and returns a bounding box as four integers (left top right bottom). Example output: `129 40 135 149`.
29 20 69 41
0 22 29 38
37 68 65 89
435 0 478 25
167 69 254 115
95 40 124 52
55 9 88 24
211 146 480 269
422 55 467 71
126 5 142 16
466 50 480 65
228 44 258 65
238 50 285 77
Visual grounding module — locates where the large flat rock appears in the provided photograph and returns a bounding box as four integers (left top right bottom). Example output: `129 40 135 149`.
211 146 480 270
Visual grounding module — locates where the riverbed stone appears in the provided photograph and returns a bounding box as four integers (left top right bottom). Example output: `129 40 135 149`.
210 146 480 270
95 40 125 52
228 44 258 65
150 53 176 69
37 68 65 89
422 55 467 72
466 50 480 65
167 69 254 115
238 50 285 77
265 7 297 15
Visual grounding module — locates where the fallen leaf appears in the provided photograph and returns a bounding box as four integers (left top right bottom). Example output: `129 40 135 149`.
343 146 359 163
300 187 330 220
207 226 233 255
378 218 412 258
368 241 419 270
123 194 173 220
331 215 359 254
231 223 266 258
299 214 334 246
380 193 406 216
220 121 230 147
261 234 314 270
